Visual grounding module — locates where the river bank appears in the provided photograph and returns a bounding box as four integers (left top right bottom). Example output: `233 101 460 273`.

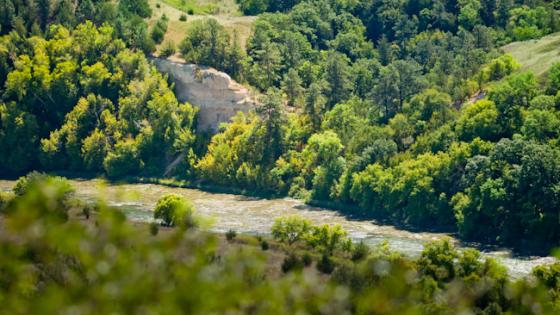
0 178 556 278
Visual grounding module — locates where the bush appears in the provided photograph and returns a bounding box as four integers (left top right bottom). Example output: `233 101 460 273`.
271 215 311 245
226 229 237 241
302 253 313 267
282 253 304 273
13 171 49 196
317 254 335 274
153 194 195 227
6 175 75 222
159 40 176 58
260 240 269 251
179 14 187 21
0 191 14 211
82 205 91 220
352 241 370 262
151 15 168 44
12 172 75 215
187 9 194 15
306 224 351 255
149 222 159 236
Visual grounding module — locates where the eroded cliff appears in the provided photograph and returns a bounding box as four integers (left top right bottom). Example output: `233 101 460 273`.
153 58 257 132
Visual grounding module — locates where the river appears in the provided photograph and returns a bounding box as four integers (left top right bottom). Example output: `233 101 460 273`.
1 179 556 278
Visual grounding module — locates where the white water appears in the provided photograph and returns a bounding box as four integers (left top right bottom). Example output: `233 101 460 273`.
1 179 556 278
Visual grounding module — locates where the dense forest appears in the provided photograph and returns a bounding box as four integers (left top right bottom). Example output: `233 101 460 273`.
0 0 559 251
0 0 560 313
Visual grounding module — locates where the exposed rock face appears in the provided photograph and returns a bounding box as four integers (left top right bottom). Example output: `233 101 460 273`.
152 58 257 132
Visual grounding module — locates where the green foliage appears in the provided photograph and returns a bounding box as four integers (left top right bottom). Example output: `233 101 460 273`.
453 138 560 246
260 239 269 250
153 193 195 227
0 182 559 314
9 172 75 222
0 22 196 176
306 224 352 255
151 15 169 44
316 253 335 274
159 40 177 58
281 253 304 273
226 229 237 241
179 18 246 79
351 241 370 262
271 215 311 245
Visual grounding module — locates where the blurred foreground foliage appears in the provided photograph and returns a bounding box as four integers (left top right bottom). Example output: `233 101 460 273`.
0 175 558 314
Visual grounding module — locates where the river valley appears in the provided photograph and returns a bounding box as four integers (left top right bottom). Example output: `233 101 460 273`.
1 179 556 278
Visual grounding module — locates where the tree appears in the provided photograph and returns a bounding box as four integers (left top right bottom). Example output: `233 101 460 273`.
374 66 400 121
255 88 287 166
180 18 230 70
547 62 560 94
306 224 352 254
251 40 282 90
0 102 39 174
392 59 426 111
271 215 311 245
282 68 303 107
456 100 501 141
118 0 152 18
154 194 195 227
378 35 393 66
304 82 326 131
323 52 351 108
302 131 345 200
458 0 482 30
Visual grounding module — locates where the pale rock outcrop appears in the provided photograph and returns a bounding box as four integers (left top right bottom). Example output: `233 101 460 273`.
152 58 257 132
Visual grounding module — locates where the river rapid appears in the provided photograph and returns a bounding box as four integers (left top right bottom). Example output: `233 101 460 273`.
1 179 556 278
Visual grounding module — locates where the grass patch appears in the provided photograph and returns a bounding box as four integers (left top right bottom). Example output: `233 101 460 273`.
502 32 560 77
157 0 242 15
149 0 257 54
160 0 218 15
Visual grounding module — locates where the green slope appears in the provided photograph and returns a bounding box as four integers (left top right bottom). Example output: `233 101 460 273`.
502 32 560 77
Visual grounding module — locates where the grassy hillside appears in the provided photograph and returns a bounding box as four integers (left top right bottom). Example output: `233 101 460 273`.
148 0 256 55
502 32 560 77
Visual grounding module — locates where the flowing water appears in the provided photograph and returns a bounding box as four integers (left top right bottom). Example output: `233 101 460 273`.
1 179 556 278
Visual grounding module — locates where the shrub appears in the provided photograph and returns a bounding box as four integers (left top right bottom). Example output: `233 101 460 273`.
302 253 313 267
82 206 91 220
260 240 269 251
179 14 187 21
226 229 237 242
352 241 370 262
153 194 195 227
159 40 176 58
13 171 49 196
282 253 304 273
187 9 194 15
317 254 335 274
12 172 75 216
0 191 14 211
271 215 311 245
151 15 168 44
6 175 75 222
306 224 351 255
149 222 159 236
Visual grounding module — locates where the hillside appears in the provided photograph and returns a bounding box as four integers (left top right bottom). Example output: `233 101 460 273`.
148 0 256 51
502 31 560 77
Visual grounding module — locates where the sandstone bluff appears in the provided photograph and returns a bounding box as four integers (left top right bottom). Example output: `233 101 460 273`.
153 58 257 132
